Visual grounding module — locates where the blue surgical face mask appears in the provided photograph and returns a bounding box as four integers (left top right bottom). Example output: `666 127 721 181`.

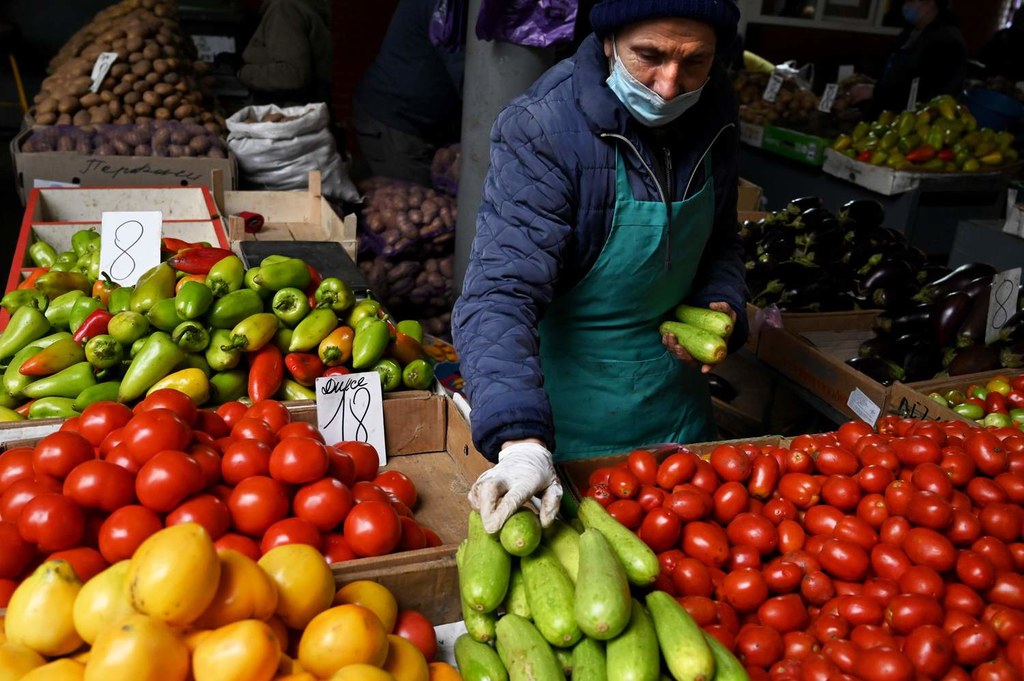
606 40 707 127
902 2 920 24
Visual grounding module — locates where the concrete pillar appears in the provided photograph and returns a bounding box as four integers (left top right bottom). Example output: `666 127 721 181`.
453 0 555 293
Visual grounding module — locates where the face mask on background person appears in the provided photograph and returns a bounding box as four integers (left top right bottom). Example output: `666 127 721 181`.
606 40 707 127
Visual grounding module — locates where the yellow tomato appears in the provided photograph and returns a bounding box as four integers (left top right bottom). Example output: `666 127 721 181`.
382 634 429 681
427 661 463 681
84 613 189 681
0 641 46 681
274 674 318 681
987 378 1012 396
298 604 389 678
266 616 289 653
73 560 135 645
192 619 280 681
5 560 83 657
182 628 214 653
329 664 396 681
0 615 5 643
257 544 334 629
128 523 221 626
19 659 84 681
194 549 279 629
277 654 304 676
334 581 398 632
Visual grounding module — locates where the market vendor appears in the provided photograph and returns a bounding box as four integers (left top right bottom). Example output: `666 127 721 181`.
452 0 749 533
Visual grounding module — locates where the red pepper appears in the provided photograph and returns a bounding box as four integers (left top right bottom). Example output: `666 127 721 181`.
937 148 955 162
72 309 113 343
856 151 873 162
168 247 235 275
303 263 324 302
248 344 284 403
91 278 117 305
905 145 937 163
18 268 49 290
323 366 351 377
14 400 34 417
162 237 203 253
285 352 325 386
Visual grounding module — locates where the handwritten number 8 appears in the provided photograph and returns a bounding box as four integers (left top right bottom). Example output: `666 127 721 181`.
109 220 144 281
992 280 1014 329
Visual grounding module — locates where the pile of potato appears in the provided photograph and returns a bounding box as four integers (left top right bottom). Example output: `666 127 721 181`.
30 0 223 135
21 120 228 158
430 143 461 196
735 70 820 128
358 255 455 340
359 178 457 259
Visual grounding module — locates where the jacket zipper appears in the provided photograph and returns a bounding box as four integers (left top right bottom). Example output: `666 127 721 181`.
663 147 674 269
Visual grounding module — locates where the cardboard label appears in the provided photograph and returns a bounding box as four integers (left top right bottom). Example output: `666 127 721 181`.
315 373 386 465
907 77 920 111
89 52 119 94
740 122 765 147
847 387 881 424
986 267 1022 344
837 64 855 81
763 73 784 103
433 621 469 667
99 211 162 286
32 179 78 188
819 83 839 113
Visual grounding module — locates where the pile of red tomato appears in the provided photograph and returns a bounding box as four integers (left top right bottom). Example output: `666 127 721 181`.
0 391 440 605
584 416 1024 681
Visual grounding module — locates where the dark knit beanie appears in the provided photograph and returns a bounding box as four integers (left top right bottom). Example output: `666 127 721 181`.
590 0 740 46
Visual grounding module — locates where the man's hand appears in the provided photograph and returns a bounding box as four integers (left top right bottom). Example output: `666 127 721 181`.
662 301 736 374
468 439 562 534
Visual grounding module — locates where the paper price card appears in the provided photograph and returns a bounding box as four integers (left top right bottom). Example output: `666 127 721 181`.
819 83 839 113
763 73 784 102
847 387 881 425
315 373 386 465
99 211 162 286
837 64 855 81
90 52 118 94
907 77 921 111
986 267 1022 345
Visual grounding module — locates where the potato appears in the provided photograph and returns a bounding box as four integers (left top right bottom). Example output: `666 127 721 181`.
152 126 171 146
125 35 143 52
112 139 131 155
152 81 172 96
188 135 210 153
167 143 183 156
143 71 160 85
90 107 112 124
95 143 115 155
70 76 93 96
99 89 114 103
142 90 160 106
36 112 58 125
207 146 226 159
154 106 171 120
163 71 180 85
128 51 143 64
57 135 75 151
134 143 152 155
173 103 192 120
56 94 79 114
134 101 152 116
80 92 102 108
36 98 58 115
132 80 148 93
75 138 92 153
142 42 160 60
408 209 424 225
131 58 151 75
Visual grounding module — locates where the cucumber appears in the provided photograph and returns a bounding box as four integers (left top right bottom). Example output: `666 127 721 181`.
460 511 512 613
577 497 659 586
521 545 580 648
606 599 660 681
495 614 564 681
646 590 716 681
505 563 531 620
572 637 607 681
575 528 631 640
500 510 542 557
704 631 750 681
542 519 580 583
673 304 734 338
455 634 509 681
553 647 573 676
463 595 499 643
659 321 728 365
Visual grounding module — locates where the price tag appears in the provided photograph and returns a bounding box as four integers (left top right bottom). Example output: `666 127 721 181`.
99 211 162 286
315 373 386 465
837 64 855 82
740 121 765 147
819 83 839 113
986 267 1022 344
907 77 920 111
432 621 468 666
847 387 881 425
762 73 784 103
89 52 119 94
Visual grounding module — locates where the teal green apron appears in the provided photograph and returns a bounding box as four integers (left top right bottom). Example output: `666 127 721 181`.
539 149 717 461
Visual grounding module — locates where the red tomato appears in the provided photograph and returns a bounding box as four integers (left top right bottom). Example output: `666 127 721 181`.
887 593 944 634
778 473 820 508
893 435 942 466
747 454 780 500
994 472 1024 505
189 444 221 490
818 538 869 581
606 468 639 499
763 497 798 526
678 595 716 626
293 478 354 532
638 508 681 552
277 421 324 442
837 421 873 451
135 450 203 513
323 532 357 563
713 481 749 525
606 499 644 530
0 447 34 495
898 565 945 600
122 410 192 465
951 623 999 667
672 557 713 597
884 480 917 516
907 490 953 530
762 558 802 594
942 450 977 487
97 504 162 563
220 439 272 485
804 505 843 536
0 521 35 579
948 510 984 546
588 467 615 487
31 431 94 481
945 584 986 617
903 527 957 571
333 441 381 482
902 625 954 678
689 461 719 494
972 660 1018 681
17 493 84 552
244 400 290 432
139 389 198 425
352 481 392 505
815 446 859 476
822 638 858 674
166 494 231 539
394 609 437 662
820 476 860 512
635 484 666 512
585 483 613 507
852 647 914 681
194 410 230 438
718 567 768 612
396 516 426 551
965 432 1007 476
325 446 357 487
230 417 279 448
735 624 784 668
956 550 997 591
261 517 323 553
832 516 878 552
988 573 1024 610
979 503 1022 543
268 437 329 485
664 488 712 521
910 462 953 498
972 536 1015 572
727 512 778 555
61 459 134 512
626 449 658 486
103 443 139 474
215 401 248 429
710 444 751 482
214 532 262 561
682 521 729 567
802 570 836 606
837 594 884 626
77 402 134 447
758 594 809 632
227 476 290 537
656 451 697 489
47 547 107 582
0 476 60 524
783 630 817 660
343 500 401 557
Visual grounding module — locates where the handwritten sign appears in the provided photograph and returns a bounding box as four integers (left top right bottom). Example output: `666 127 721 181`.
907 77 920 112
315 373 386 465
837 64 855 82
847 387 881 425
986 267 1022 344
432 621 468 666
99 211 162 286
89 52 119 94
819 83 839 113
762 73 784 103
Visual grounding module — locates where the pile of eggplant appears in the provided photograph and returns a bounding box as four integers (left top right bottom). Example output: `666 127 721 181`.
853 263 1024 384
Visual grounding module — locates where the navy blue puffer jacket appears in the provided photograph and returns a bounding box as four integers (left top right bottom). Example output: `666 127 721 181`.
452 34 749 462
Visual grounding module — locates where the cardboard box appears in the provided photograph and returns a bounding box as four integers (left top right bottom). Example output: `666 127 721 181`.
11 128 238 205
761 126 829 167
822 148 1006 197
737 178 764 212
887 369 1023 424
745 303 881 354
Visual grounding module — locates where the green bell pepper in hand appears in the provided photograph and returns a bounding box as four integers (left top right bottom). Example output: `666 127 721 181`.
175 280 215 320
22 361 97 399
146 297 184 332
206 255 245 298
206 329 242 371
108 311 150 345
289 308 339 353
84 335 124 370
0 306 52 360
206 289 264 329
1 289 48 315
130 263 177 314
118 331 186 403
272 288 311 328
172 321 211 353
314 278 355 314
225 313 279 352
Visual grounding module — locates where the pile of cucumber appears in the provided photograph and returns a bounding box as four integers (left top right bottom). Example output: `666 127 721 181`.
453 498 747 681
659 304 735 366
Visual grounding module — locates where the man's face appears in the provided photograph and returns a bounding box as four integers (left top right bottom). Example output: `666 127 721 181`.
603 18 717 101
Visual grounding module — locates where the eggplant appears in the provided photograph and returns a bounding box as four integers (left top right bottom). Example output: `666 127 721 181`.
931 291 974 348
757 231 796 260
961 275 995 303
871 281 922 312
947 344 1000 376
873 304 932 337
859 336 893 358
839 199 885 228
787 196 825 213
901 342 944 382
1000 340 1024 369
1000 310 1024 343
956 294 990 348
860 260 916 295
846 356 906 386
917 264 952 287
707 374 738 402
915 263 998 303
795 207 835 232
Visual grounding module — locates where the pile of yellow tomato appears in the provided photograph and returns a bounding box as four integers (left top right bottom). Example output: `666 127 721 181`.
0 522 461 681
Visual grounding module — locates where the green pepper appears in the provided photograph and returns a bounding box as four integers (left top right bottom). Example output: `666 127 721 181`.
118 331 187 403
209 369 248 404
206 289 264 329
851 121 870 141
244 267 275 300
206 255 245 298
925 126 946 151
73 381 122 411
84 335 124 370
953 402 984 420
28 241 58 268
225 312 279 352
274 327 294 354
0 306 52 360
49 251 77 273
314 278 355 314
4 344 43 397
175 281 215 320
75 251 100 281
22 361 96 399
260 255 291 265
146 297 184 333
351 319 390 369
130 337 148 358
0 406 23 421
401 358 435 390
877 110 896 127
271 288 310 328
108 311 151 345
255 258 311 292
130 263 177 314
31 332 74 349
896 111 916 137
206 329 242 371
347 299 382 329
277 378 317 401
832 135 852 152
1 289 48 315
288 308 339 353
68 297 104 334
0 391 20 409
879 130 900 151
34 271 91 300
172 321 211 353
71 229 100 258
372 358 402 392
29 397 80 420
395 320 424 344
20 337 85 376
175 352 212 377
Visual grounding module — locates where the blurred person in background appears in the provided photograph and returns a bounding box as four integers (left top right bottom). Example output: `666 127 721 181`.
978 8 1024 82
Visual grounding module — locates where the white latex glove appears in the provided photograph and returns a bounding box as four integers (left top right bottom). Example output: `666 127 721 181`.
468 441 562 534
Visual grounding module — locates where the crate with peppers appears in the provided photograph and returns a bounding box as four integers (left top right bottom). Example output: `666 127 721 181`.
0 231 436 421
830 94 1018 173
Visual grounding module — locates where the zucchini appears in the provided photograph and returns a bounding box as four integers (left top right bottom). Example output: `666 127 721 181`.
495 614 564 681
704 631 750 681
455 634 509 681
673 304 734 338
571 637 607 681
500 510 542 557
577 498 659 586
659 321 727 365
575 528 631 640
521 545 580 648
459 511 512 613
606 599 660 681
505 563 531 620
553 647 574 676
542 519 580 583
646 590 715 681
